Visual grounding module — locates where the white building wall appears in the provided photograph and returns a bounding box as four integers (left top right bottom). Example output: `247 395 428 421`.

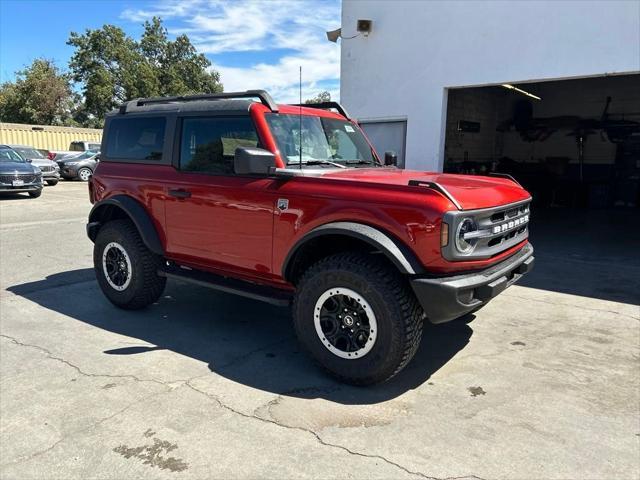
340 0 640 171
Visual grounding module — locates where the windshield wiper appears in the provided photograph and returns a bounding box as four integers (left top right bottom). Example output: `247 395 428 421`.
345 159 378 166
301 160 347 169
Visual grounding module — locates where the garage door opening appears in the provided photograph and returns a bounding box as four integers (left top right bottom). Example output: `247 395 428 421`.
443 74 640 305
443 74 640 210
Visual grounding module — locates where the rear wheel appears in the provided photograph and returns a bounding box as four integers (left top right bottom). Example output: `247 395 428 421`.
94 219 166 309
77 167 92 182
293 252 423 385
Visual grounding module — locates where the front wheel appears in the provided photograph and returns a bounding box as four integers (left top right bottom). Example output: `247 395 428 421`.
28 190 42 198
293 252 424 385
93 219 166 309
46 179 59 186
77 167 92 182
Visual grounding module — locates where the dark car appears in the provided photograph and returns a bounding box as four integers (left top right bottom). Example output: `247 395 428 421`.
8 144 60 186
0 146 43 198
57 149 100 181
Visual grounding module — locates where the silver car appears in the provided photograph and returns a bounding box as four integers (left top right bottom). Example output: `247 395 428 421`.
8 144 60 186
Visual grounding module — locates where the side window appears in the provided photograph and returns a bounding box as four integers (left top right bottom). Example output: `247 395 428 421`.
179 116 258 174
105 117 166 161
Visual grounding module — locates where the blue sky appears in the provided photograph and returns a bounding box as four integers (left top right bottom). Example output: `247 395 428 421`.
0 0 341 102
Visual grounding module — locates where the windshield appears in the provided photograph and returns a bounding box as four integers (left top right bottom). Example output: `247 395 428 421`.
70 149 99 160
0 148 26 163
265 114 378 167
13 147 44 159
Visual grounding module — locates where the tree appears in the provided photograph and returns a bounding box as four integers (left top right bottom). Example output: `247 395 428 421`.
304 91 331 104
0 59 74 125
67 17 223 121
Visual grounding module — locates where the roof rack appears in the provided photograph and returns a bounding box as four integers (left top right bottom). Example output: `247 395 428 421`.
407 180 462 210
488 172 521 187
292 102 351 120
119 90 278 114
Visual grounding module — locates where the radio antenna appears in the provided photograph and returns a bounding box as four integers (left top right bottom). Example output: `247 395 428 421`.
299 65 303 169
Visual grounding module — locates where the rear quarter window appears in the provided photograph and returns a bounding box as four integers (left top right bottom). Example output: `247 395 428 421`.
104 116 166 161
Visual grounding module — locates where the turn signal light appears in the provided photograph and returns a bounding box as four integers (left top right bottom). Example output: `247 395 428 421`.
441 222 449 247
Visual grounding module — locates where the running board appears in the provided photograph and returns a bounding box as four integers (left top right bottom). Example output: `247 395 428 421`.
158 265 292 306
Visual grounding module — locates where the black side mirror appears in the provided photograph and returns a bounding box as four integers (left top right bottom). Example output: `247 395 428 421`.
384 151 397 166
234 147 276 175
26 158 32 163
95 155 100 161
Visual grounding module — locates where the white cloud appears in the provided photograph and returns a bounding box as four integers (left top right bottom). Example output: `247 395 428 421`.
121 0 341 103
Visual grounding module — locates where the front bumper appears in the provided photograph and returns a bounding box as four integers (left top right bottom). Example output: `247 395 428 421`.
42 171 60 180
411 243 534 324
60 165 79 178
0 182 43 193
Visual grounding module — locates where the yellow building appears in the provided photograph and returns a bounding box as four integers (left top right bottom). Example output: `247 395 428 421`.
0 122 102 151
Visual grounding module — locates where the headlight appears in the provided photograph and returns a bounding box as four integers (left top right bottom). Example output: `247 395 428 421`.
455 217 478 254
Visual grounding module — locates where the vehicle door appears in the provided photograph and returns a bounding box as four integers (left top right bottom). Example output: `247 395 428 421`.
163 114 277 279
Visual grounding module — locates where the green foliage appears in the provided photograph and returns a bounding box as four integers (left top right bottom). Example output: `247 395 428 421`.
67 17 223 121
304 91 331 104
0 59 74 125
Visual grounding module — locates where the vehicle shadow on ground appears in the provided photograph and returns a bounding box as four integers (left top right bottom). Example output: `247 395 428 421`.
7 269 473 404
0 193 34 201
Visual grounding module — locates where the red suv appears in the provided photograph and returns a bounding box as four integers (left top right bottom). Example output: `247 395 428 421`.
87 90 534 385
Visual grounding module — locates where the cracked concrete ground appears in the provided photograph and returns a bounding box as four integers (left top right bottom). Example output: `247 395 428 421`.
1 182 639 479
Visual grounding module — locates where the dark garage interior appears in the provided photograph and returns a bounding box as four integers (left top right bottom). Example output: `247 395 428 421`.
443 74 640 305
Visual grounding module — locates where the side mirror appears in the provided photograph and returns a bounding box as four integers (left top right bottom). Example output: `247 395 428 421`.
26 158 32 163
234 147 276 175
95 155 100 161
384 151 397 166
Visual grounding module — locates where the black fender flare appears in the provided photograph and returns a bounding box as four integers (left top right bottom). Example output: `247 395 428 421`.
87 195 164 256
282 221 425 279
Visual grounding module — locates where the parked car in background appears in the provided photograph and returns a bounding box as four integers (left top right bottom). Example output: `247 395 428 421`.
0 145 43 198
8 144 60 186
57 149 99 181
49 140 101 161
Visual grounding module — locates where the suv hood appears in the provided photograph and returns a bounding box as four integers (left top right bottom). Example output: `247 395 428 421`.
320 168 531 210
0 162 38 175
29 158 56 167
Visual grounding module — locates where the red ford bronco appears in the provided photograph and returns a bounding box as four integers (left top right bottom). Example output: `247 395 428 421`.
87 90 534 385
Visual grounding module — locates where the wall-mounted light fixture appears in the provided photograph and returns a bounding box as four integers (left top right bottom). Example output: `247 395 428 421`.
326 20 373 43
326 28 342 43
357 19 372 36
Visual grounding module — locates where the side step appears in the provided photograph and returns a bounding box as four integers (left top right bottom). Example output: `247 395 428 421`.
158 265 292 307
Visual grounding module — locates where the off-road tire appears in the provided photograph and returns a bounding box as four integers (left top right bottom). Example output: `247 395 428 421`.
46 179 59 186
94 219 166 310
28 190 42 198
293 252 424 385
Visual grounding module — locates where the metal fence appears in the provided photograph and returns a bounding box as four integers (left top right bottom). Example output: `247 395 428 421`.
0 122 102 150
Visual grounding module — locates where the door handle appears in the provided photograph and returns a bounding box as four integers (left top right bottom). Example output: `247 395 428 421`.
168 189 191 199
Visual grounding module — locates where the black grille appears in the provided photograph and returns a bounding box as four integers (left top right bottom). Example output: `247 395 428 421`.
40 166 55 173
0 173 38 184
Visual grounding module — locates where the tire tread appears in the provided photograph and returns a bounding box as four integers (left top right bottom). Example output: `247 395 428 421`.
293 252 423 385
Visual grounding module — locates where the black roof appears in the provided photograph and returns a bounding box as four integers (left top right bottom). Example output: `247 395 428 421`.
109 90 278 117
107 99 255 117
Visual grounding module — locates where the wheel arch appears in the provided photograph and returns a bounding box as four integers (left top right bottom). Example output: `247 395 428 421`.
87 195 164 256
283 222 424 284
